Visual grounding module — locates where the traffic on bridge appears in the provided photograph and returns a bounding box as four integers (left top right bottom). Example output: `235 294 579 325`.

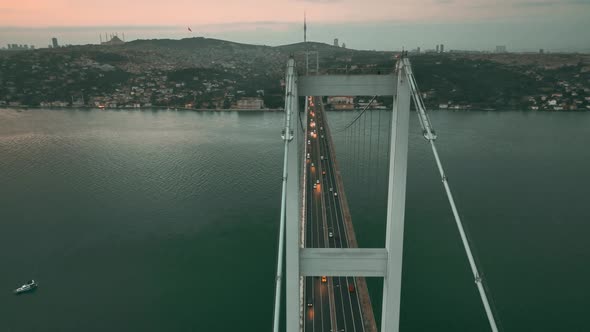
304 96 370 332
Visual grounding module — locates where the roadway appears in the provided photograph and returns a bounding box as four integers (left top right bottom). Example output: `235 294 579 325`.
304 96 366 332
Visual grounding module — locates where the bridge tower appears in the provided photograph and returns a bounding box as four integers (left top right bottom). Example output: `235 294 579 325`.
274 56 412 332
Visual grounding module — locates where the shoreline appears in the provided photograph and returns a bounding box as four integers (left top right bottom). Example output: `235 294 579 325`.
0 105 284 112
1 105 588 113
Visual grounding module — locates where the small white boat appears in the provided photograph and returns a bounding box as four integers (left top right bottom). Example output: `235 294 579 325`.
14 280 37 294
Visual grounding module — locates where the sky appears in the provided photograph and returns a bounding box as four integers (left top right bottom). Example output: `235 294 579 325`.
1 0 589 51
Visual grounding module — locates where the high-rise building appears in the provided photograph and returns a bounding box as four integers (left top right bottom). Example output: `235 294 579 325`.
417 47 421 54
495 45 507 53
440 44 444 53
52 37 59 48
334 38 339 47
341 42 346 48
436 44 440 53
539 49 544 54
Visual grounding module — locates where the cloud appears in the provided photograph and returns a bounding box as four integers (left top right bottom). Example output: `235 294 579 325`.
513 1 554 7
513 0 589 7
292 0 343 3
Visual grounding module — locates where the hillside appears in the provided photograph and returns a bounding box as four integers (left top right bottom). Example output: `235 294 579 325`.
0 37 588 110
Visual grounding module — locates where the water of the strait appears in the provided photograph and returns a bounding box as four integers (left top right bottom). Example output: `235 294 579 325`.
0 108 588 331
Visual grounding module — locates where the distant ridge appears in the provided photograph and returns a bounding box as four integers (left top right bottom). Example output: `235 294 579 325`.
125 37 268 51
276 41 348 52
124 37 355 54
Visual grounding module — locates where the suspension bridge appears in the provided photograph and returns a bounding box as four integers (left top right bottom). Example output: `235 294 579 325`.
272 54 500 332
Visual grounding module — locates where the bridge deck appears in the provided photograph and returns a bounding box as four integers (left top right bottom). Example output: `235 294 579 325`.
303 97 377 332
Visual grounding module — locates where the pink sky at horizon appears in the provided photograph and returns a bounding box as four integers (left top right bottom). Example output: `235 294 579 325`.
0 0 581 27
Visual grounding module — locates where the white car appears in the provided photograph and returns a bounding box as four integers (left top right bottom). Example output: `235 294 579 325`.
328 231 333 238
329 187 333 192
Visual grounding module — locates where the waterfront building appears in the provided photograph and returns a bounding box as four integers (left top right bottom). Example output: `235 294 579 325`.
327 96 354 110
234 97 264 109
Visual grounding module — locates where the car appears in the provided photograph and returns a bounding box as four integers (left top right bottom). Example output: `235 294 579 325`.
313 184 317 189
307 153 310 159
321 276 327 283
311 162 314 167
334 192 338 197
329 187 333 192
348 283 355 293
320 156 324 160
307 140 310 145
316 179 320 184
307 302 313 307
328 231 333 238
322 170 326 175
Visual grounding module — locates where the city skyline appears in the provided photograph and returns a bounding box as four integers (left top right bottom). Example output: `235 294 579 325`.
1 0 589 52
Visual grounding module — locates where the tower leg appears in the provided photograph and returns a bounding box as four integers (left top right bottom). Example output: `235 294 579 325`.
285 59 302 332
381 63 411 332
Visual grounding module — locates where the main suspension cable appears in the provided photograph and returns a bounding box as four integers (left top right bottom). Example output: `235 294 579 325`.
335 95 377 133
402 57 500 332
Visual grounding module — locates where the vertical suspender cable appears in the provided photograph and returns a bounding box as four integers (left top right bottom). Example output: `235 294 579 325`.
355 115 362 185
350 123 354 182
368 107 374 201
375 108 382 197
362 108 367 199
402 57 500 332
346 126 350 180
352 120 358 188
